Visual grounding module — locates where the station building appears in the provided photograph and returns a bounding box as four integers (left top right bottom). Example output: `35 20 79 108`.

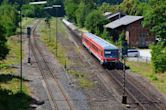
104 12 155 48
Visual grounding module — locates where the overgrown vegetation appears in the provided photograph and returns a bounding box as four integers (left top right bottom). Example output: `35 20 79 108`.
64 0 109 36
68 70 93 88
85 10 108 34
151 42 166 73
40 18 68 65
127 61 166 94
39 18 93 88
0 2 18 59
0 18 34 109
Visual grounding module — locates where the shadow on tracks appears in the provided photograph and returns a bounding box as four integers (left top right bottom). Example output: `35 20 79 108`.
0 74 44 110
0 74 30 83
103 62 130 70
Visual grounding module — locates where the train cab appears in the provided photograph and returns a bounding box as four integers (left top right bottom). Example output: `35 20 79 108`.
104 49 119 63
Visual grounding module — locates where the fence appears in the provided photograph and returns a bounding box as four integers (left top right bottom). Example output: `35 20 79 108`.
127 56 151 63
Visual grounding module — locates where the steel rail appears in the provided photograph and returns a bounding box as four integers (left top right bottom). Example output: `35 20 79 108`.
107 69 151 110
33 31 74 110
31 21 74 110
114 69 164 110
31 21 58 110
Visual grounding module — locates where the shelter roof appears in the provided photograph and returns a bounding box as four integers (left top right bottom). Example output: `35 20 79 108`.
105 15 143 29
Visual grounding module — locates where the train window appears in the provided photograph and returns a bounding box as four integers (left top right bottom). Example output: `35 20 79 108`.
100 51 102 56
84 38 89 43
92 44 98 52
104 50 119 58
105 51 111 54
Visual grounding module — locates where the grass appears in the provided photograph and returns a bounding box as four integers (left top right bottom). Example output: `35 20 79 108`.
22 18 34 28
68 69 93 88
39 18 93 88
0 36 31 109
0 18 34 109
40 19 70 65
126 61 166 94
16 18 35 33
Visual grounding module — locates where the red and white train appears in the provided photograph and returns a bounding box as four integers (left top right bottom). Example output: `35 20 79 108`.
62 19 120 66
82 32 120 65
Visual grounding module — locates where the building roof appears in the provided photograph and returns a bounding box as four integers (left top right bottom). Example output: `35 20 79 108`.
103 12 112 16
84 32 118 50
105 15 143 29
107 12 121 19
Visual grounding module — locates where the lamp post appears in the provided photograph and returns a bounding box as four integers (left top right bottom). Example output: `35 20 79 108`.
53 5 61 57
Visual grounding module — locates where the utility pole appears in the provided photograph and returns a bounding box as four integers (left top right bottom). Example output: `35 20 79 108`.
48 22 51 42
122 55 127 104
55 8 58 57
53 5 61 57
20 0 47 93
19 2 23 93
45 18 50 42
122 40 128 104
27 27 31 63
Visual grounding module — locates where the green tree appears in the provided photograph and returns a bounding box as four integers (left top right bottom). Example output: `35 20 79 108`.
102 28 109 39
85 10 107 34
0 2 18 37
117 31 125 47
98 2 112 13
64 0 81 22
151 42 166 73
22 5 35 17
118 0 139 15
143 0 166 39
75 1 95 27
75 1 86 27
143 0 166 73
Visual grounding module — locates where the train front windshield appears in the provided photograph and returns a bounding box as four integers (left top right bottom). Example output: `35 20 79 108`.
104 50 119 58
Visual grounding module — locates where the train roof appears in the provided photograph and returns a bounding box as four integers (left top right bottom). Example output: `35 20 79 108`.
84 32 118 50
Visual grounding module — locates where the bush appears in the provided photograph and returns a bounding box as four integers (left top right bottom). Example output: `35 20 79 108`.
151 42 166 73
0 89 32 110
117 31 125 47
150 74 158 81
85 10 108 35
0 25 9 60
102 28 109 39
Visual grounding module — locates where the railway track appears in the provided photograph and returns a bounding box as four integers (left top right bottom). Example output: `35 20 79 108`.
107 69 164 110
63 19 165 110
30 21 74 110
